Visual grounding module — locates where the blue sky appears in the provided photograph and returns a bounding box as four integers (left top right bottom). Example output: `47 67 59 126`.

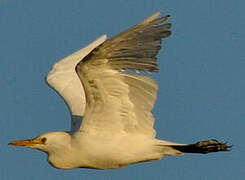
1 0 244 179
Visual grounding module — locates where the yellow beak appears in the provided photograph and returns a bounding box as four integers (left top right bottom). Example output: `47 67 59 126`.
8 138 44 147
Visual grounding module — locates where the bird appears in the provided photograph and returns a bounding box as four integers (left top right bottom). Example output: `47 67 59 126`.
9 12 231 170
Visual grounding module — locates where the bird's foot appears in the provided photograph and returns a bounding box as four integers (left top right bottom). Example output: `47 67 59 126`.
171 139 231 154
193 139 232 154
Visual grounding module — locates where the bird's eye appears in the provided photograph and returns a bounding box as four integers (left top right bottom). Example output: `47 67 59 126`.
41 137 47 144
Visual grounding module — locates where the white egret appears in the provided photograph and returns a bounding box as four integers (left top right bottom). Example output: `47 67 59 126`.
9 12 230 169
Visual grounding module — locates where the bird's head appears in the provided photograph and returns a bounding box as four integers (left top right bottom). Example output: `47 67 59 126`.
8 132 71 153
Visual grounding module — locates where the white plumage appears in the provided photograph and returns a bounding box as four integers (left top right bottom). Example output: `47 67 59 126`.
9 12 230 169
46 35 107 132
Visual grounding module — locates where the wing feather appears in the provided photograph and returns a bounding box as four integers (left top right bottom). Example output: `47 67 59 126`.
75 12 171 137
46 35 107 132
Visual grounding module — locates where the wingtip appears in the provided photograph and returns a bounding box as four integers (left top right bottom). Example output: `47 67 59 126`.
149 11 171 19
141 12 171 25
97 34 107 41
143 11 161 23
152 11 161 18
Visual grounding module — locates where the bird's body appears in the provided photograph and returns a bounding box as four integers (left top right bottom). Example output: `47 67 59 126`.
9 12 230 170
42 133 164 169
41 132 182 169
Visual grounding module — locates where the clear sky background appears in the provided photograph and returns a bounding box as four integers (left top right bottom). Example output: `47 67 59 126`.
1 0 244 179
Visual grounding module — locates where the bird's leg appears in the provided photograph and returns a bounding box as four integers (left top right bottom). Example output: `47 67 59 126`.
170 139 232 154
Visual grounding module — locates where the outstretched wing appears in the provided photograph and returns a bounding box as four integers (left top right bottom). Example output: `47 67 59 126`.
75 12 171 137
46 35 107 132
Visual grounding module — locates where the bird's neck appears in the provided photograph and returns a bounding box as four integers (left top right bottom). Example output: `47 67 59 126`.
47 144 77 169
